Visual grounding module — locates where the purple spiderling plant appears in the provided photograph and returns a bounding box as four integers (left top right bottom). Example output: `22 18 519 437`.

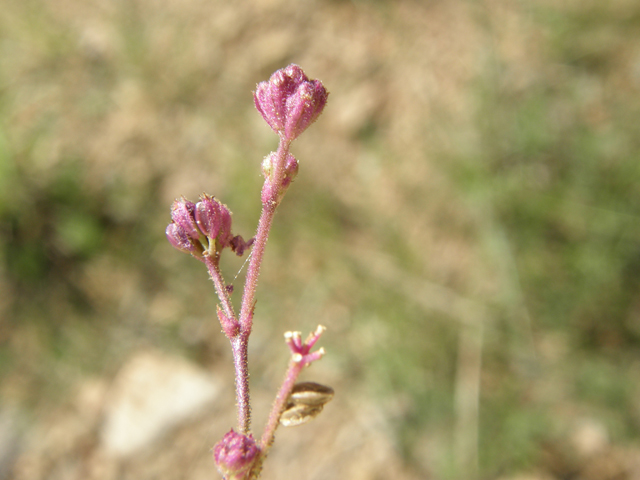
165 64 332 480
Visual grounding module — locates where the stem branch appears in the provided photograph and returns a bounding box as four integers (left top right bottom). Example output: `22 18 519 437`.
220 138 291 435
259 358 304 452
204 253 236 320
239 140 290 334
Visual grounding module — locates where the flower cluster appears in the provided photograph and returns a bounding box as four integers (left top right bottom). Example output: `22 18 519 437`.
166 64 330 480
254 64 328 143
213 430 260 480
165 195 253 259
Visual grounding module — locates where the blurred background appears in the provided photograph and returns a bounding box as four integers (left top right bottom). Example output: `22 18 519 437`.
2 0 640 478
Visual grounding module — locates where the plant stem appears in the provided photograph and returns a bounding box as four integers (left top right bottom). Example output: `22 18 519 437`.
246 358 304 480
259 358 305 452
232 333 251 434
204 253 236 320
238 139 290 334
204 254 252 433
225 139 290 435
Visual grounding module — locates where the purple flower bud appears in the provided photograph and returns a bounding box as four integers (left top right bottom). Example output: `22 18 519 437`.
261 153 275 179
261 178 277 206
261 152 299 205
195 194 222 239
282 152 299 188
170 198 200 240
217 202 233 248
284 78 328 141
217 305 239 338
166 222 201 256
254 75 287 134
254 64 328 142
213 429 260 479
230 235 254 257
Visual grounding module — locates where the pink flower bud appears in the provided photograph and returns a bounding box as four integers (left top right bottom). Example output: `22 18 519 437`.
260 152 299 205
213 429 260 479
217 305 239 338
261 153 274 179
217 202 233 248
261 178 277 206
282 152 299 188
195 194 222 239
284 78 327 141
254 64 328 142
170 198 200 240
165 222 203 257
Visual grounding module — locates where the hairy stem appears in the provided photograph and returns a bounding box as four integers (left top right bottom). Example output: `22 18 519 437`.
204 254 252 432
232 333 251 434
204 253 236 320
227 138 290 435
238 139 290 335
259 358 305 452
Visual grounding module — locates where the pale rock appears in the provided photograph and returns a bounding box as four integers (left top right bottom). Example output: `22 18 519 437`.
571 418 609 458
0 406 23 479
100 350 220 457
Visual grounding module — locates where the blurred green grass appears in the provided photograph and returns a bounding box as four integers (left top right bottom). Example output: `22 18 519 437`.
1 0 640 478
